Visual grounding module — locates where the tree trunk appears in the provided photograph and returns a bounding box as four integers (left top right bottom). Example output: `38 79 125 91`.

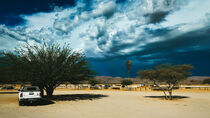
45 88 54 98
40 88 44 97
37 85 44 97
169 90 172 100
163 91 169 100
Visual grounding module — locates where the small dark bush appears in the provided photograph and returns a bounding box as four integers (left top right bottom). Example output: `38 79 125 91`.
121 80 133 86
203 79 210 84
89 79 99 86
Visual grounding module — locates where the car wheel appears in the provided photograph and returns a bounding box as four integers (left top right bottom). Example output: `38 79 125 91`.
19 101 24 106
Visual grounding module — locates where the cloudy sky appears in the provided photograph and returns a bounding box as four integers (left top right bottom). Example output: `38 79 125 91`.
0 0 210 77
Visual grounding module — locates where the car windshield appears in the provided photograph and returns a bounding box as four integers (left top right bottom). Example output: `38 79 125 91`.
21 86 40 92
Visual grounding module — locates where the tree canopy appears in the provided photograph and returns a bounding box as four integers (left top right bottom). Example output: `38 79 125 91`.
0 42 96 97
0 56 15 84
138 64 193 100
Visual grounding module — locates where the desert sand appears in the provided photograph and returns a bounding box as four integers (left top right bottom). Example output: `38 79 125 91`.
0 90 210 118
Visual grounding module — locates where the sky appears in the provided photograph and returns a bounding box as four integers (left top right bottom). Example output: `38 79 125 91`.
0 0 210 77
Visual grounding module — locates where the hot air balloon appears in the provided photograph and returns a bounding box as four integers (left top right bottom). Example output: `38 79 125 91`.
126 60 132 78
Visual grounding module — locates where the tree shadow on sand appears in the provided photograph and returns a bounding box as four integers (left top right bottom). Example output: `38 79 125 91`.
47 94 109 101
144 95 189 100
21 98 55 106
22 94 108 106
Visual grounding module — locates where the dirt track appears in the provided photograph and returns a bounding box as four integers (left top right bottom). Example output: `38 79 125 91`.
0 90 210 118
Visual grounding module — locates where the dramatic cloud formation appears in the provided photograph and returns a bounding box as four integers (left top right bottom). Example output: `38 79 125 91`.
0 0 210 77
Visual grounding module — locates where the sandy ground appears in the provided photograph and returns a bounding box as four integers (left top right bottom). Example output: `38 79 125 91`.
0 90 210 118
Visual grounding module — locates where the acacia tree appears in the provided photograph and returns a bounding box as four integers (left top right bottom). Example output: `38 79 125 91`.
2 42 96 97
138 64 193 100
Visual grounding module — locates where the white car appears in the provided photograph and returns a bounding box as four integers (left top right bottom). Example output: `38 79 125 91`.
18 86 41 106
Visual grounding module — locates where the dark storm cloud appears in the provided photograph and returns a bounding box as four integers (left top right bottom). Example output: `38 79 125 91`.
138 26 210 56
0 0 76 26
145 11 169 24
104 24 210 60
116 0 127 4
88 21 210 77
143 0 187 24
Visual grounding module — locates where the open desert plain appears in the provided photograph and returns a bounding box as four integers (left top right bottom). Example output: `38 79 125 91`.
0 89 210 118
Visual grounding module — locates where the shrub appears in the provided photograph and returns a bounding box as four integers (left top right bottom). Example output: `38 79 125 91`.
121 80 133 86
203 78 210 84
